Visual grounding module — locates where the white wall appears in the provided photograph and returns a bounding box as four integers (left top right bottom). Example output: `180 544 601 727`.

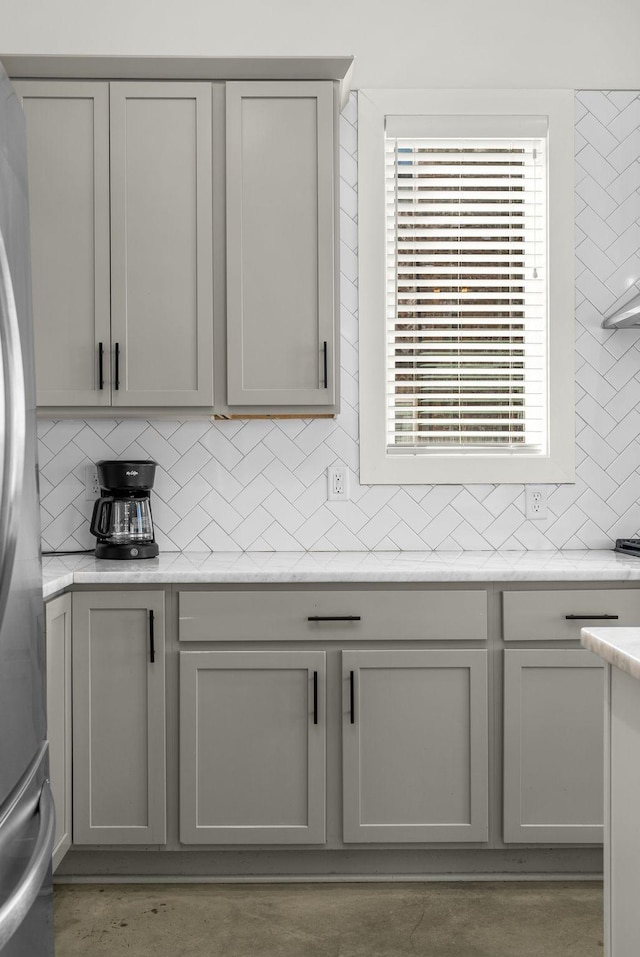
1 0 639 89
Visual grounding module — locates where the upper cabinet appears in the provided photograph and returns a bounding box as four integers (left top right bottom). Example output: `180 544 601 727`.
225 82 337 409
15 74 340 415
109 83 214 407
16 80 214 409
15 81 111 407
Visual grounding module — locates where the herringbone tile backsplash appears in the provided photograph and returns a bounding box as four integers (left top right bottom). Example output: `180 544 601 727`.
39 91 640 552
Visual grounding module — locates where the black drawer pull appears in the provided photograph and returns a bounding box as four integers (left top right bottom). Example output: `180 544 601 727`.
149 610 155 663
349 670 355 724
98 341 104 390
313 671 318 725
307 616 361 622
565 614 619 620
322 341 328 389
114 342 120 391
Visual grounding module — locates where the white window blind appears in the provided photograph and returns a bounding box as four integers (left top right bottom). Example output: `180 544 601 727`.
385 122 548 455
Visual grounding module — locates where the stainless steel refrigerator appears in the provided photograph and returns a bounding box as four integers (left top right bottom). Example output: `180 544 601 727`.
0 63 55 955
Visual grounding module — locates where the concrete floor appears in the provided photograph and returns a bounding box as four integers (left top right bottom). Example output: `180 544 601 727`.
54 881 604 957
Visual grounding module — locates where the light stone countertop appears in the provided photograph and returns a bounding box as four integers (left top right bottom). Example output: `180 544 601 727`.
581 627 640 681
41 548 640 600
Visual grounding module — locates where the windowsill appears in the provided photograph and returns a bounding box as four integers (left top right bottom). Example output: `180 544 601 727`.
360 449 576 485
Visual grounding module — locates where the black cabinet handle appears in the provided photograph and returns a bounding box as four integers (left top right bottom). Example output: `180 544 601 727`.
149 610 155 663
307 616 361 622
565 614 619 620
313 671 318 725
349 670 355 724
322 341 328 389
114 342 120 391
98 342 104 390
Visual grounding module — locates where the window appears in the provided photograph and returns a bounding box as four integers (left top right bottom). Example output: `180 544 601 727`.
358 91 575 484
386 117 547 453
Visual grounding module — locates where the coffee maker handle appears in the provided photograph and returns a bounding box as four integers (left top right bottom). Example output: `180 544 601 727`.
90 497 113 539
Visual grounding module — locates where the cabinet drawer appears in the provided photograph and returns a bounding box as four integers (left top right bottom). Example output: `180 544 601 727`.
179 589 487 642
503 589 640 641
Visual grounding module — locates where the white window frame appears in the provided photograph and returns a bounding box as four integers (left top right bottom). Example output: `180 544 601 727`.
358 89 575 485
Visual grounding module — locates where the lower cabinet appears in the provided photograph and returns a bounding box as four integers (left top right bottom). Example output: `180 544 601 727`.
45 594 72 870
603 663 640 954
72 591 167 844
342 650 489 843
503 649 604 843
57 583 612 862
180 650 326 844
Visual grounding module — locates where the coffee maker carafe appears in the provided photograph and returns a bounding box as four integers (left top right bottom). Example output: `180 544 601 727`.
90 460 159 559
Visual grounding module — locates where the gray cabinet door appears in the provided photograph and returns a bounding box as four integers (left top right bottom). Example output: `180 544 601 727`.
15 81 111 406
226 81 336 407
342 649 489 843
503 649 604 843
110 82 214 406
180 650 326 844
45 594 72 871
72 591 166 844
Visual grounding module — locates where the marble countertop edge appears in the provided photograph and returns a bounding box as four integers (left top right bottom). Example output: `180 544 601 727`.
581 627 640 681
43 570 74 600
41 548 640 600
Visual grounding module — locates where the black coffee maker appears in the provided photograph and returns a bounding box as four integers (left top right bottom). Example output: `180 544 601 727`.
90 460 159 560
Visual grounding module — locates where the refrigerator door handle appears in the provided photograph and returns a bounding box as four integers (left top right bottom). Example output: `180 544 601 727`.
0 228 26 635
0 779 55 949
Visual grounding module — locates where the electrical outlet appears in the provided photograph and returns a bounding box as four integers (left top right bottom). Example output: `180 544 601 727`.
525 485 548 521
84 464 100 501
327 466 348 502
